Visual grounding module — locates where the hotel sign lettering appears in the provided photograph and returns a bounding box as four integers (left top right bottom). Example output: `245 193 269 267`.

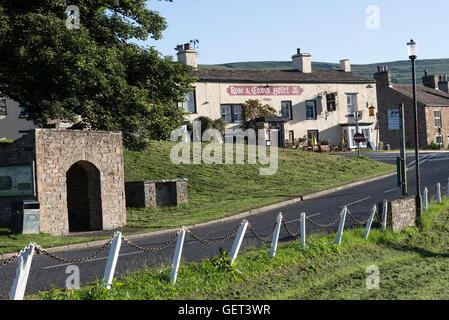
227 85 304 96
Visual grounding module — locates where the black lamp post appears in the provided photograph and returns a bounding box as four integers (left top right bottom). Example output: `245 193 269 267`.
407 39 422 228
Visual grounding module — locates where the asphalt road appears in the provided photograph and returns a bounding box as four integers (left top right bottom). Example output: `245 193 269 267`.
1 151 449 299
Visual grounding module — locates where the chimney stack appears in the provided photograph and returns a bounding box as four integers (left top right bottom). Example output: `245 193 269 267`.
422 70 439 90
292 48 312 73
176 43 198 69
439 74 449 93
340 59 351 72
374 65 393 88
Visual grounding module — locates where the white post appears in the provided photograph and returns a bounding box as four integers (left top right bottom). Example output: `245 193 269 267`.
382 199 388 231
103 232 122 289
424 187 428 210
230 220 248 265
170 227 186 285
363 205 377 239
336 207 347 246
437 183 442 204
10 244 35 300
269 213 283 258
300 212 306 252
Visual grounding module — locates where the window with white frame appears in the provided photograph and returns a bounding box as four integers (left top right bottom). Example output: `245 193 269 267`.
436 134 443 145
346 94 357 116
281 101 293 120
434 109 442 127
182 90 197 114
221 104 242 123
0 99 6 115
305 100 316 120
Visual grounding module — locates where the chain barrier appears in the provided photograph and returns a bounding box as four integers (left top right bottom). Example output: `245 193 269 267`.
122 230 181 253
281 218 301 237
0 242 36 267
247 221 277 243
35 236 114 264
346 207 371 225
184 222 243 245
305 210 343 229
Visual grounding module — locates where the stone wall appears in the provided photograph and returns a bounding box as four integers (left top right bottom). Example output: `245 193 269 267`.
125 179 188 208
381 196 416 232
0 129 126 235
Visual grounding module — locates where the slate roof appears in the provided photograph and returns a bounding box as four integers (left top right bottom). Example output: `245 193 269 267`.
392 84 449 107
194 68 376 84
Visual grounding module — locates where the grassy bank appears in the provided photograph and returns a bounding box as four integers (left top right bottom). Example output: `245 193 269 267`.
34 198 449 300
0 141 394 255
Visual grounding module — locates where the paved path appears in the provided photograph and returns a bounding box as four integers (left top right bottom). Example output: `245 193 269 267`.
1 151 449 298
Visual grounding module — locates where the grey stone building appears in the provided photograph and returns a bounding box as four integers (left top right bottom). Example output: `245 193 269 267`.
374 66 449 149
0 129 126 235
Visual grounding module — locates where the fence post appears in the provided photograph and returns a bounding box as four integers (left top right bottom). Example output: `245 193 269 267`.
170 227 186 285
300 212 306 252
381 199 388 231
9 243 35 300
230 220 248 265
437 183 442 204
424 187 428 210
269 213 283 258
103 232 122 289
336 207 347 246
363 205 377 239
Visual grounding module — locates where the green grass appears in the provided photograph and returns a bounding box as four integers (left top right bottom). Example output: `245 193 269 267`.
33 198 449 300
0 140 393 255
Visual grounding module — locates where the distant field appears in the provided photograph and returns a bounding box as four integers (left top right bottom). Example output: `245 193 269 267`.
200 58 449 84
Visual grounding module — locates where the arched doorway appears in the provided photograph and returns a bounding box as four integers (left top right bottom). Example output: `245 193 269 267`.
66 161 103 232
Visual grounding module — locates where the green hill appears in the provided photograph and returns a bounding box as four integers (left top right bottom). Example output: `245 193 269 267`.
200 58 449 84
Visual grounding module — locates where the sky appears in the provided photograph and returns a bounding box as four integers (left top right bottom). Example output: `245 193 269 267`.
140 0 449 65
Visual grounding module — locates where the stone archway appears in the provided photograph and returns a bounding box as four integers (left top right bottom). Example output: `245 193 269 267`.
66 160 103 232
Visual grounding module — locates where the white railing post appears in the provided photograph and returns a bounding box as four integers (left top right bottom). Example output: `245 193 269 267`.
336 207 347 246
103 232 122 289
437 183 442 204
424 187 428 210
170 227 186 285
363 205 377 239
9 243 35 300
269 213 283 258
300 212 306 252
382 199 388 231
230 220 248 265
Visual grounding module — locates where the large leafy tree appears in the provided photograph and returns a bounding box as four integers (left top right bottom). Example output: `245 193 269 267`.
0 0 195 149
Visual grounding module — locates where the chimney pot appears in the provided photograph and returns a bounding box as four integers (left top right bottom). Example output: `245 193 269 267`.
292 49 312 73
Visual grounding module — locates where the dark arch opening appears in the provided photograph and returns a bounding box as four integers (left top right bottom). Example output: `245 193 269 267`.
66 161 103 232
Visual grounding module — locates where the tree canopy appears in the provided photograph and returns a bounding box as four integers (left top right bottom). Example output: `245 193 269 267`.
0 0 196 149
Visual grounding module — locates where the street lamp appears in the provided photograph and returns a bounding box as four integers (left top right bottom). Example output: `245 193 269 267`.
407 39 422 228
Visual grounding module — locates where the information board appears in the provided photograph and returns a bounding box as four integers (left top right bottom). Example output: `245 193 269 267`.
388 109 400 130
0 165 33 197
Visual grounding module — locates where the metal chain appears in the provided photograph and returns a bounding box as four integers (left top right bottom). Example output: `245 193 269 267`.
346 208 371 225
247 221 277 243
185 221 243 245
0 242 36 267
35 236 114 264
122 230 181 253
281 218 301 237
305 210 342 229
